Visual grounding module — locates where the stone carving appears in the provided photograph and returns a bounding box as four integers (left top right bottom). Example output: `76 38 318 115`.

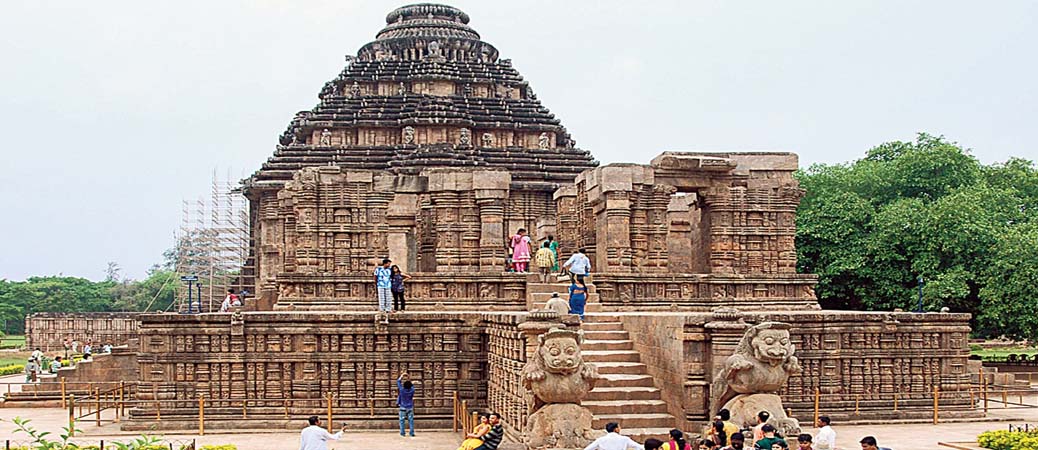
525 85 536 100
480 132 493 147
402 126 415 145
319 129 332 146
458 128 471 146
463 83 473 97
398 81 406 96
538 132 550 149
350 81 361 98
427 40 442 58
712 322 802 436
521 327 599 449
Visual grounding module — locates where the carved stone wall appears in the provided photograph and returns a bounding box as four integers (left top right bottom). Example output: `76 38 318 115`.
555 153 803 279
274 273 527 310
127 312 492 430
484 314 529 441
25 313 141 352
619 310 977 428
592 273 818 311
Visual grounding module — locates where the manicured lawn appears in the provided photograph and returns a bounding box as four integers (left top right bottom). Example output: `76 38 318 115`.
971 346 1038 359
0 335 25 349
0 354 30 367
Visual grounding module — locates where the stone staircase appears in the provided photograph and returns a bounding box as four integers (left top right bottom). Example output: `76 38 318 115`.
526 277 676 442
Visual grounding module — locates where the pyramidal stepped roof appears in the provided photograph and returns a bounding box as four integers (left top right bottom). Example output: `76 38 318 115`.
247 3 598 190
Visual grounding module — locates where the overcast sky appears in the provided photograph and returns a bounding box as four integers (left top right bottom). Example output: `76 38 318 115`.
1 1 1036 281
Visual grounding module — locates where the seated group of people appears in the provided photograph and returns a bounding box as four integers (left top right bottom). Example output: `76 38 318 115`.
457 412 505 450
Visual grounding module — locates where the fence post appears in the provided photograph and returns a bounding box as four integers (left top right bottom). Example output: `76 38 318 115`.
198 394 205 436
812 387 820 425
969 387 975 409
983 377 989 412
327 392 334 433
68 394 76 437
242 399 247 419
119 382 125 420
893 390 898 412
932 385 939 425
60 378 67 409
284 398 289 419
1003 389 1008 408
369 397 375 418
95 388 101 427
854 395 860 416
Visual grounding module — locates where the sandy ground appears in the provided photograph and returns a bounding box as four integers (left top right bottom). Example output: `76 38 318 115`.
3 372 1037 450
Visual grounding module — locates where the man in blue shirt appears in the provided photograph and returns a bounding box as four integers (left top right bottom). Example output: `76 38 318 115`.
397 371 416 437
374 258 393 314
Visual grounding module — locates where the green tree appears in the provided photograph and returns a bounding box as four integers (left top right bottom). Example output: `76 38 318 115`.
977 224 1038 340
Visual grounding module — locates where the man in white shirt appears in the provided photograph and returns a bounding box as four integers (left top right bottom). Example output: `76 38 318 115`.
583 422 644 450
563 248 592 283
300 415 346 450
814 415 836 450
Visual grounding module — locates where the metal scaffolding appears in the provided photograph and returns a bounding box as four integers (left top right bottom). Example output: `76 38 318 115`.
173 170 250 312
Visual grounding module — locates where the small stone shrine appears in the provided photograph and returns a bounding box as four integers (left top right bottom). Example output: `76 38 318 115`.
122 3 981 444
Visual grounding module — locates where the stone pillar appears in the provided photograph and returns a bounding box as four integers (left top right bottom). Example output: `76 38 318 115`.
667 193 695 273
387 193 419 272
474 171 511 271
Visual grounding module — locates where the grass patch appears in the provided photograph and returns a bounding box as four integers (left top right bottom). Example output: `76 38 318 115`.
0 335 24 349
971 347 1038 359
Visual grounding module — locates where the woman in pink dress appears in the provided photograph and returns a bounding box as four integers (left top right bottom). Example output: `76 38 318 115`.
510 228 532 272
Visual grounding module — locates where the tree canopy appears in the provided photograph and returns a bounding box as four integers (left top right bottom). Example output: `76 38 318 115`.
796 133 1038 340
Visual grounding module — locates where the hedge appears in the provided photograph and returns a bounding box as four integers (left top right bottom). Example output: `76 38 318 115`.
0 364 25 376
978 430 1038 450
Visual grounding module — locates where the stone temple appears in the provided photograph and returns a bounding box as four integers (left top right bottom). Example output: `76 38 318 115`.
98 3 978 442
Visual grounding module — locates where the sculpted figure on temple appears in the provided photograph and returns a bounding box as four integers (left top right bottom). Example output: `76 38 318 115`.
350 81 361 98
712 322 802 437
481 132 494 147
458 128 471 147
398 82 406 96
522 327 599 449
463 83 473 97
403 126 416 145
538 132 550 149
525 85 537 100
319 129 332 146
426 40 443 60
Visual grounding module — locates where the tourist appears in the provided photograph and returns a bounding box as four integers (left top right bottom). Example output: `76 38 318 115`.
24 357 38 383
645 438 664 450
546 235 560 272
31 348 43 362
397 372 415 437
752 411 770 442
50 356 63 373
697 439 717 450
563 247 591 284
796 434 813 450
457 413 491 450
720 431 745 450
534 241 556 282
220 288 241 312
858 436 891 450
299 415 345 450
755 424 782 449
582 422 645 450
707 421 727 448
717 409 740 442
667 428 692 450
568 277 588 320
390 265 411 312
813 416 835 450
375 258 393 314
63 337 72 359
509 228 532 273
769 441 789 450
472 412 504 450
103 343 113 353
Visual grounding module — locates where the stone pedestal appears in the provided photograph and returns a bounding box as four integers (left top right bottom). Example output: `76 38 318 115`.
524 403 595 450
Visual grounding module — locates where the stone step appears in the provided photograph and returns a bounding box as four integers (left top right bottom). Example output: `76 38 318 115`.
582 314 620 323
582 399 667 415
526 283 597 295
530 292 600 302
583 330 630 341
596 374 656 388
582 339 634 351
586 387 662 401
582 350 642 363
621 428 675 443
581 322 625 332
592 413 677 429
531 302 603 313
591 362 648 375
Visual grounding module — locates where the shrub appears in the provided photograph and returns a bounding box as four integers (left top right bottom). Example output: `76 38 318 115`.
201 445 238 450
978 430 1038 450
0 364 25 376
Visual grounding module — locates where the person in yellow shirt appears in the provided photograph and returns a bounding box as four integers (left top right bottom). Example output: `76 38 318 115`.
534 241 557 282
717 409 740 442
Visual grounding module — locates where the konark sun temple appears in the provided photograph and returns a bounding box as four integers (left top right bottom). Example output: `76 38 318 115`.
22 3 980 447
